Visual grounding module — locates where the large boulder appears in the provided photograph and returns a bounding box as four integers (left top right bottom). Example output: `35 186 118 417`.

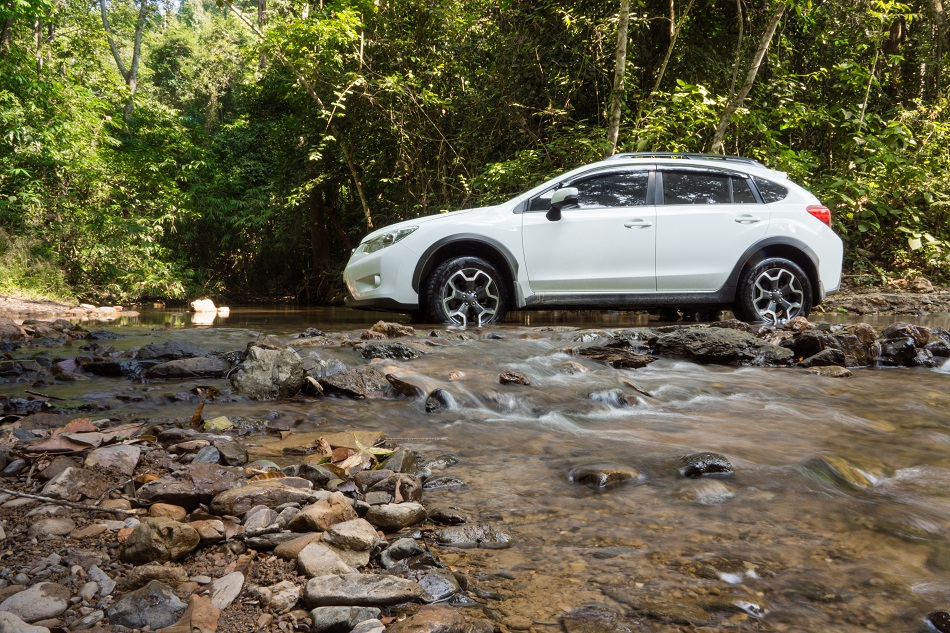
210 478 315 516
229 343 306 400
119 518 201 564
318 365 394 399
145 357 231 379
106 580 187 629
137 462 246 511
653 327 793 365
303 574 423 608
135 340 210 361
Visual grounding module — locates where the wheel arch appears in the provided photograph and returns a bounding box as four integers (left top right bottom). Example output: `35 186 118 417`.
729 239 822 305
412 235 519 302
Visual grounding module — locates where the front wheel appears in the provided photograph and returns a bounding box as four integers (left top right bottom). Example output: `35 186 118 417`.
425 256 509 326
733 257 812 323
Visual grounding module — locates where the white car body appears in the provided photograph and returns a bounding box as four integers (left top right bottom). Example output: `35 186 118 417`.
344 154 843 323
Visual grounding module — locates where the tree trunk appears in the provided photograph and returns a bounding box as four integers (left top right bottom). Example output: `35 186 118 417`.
1 18 12 58
34 20 42 74
650 0 696 97
100 0 148 118
257 0 266 69
725 0 744 105
605 0 631 157
928 0 947 96
710 1 786 154
309 185 331 268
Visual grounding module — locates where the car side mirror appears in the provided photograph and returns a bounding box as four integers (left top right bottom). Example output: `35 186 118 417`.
546 187 579 221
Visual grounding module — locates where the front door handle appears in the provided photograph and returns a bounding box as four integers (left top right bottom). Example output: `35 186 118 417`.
624 220 653 229
735 214 761 224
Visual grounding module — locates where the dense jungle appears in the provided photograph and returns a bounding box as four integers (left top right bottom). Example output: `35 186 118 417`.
1 0 950 304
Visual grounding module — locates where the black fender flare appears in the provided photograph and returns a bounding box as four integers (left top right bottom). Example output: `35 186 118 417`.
411 234 520 294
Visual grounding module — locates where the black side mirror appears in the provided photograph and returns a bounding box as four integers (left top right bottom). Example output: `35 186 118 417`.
546 187 579 221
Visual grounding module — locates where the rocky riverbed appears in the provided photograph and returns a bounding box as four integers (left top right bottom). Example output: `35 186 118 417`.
1 302 950 632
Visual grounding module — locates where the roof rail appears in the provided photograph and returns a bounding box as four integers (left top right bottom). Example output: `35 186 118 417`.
605 152 765 167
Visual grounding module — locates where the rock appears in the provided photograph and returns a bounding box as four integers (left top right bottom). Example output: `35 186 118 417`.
190 298 217 312
189 519 228 544
37 455 78 481
298 543 358 578
380 538 426 568
303 574 423 607
927 610 950 633
318 365 393 399
679 452 734 478
106 580 187 629
136 340 210 361
427 506 466 525
229 343 306 400
288 492 357 532
385 605 494 633
145 357 231 379
368 473 423 503
371 320 414 337
387 376 428 402
119 517 201 564
357 342 424 360
416 569 460 603
209 572 244 609
561 605 635 633
422 477 465 491
843 322 878 345
784 329 869 367
602 590 713 626
246 531 302 550
29 517 76 537
425 389 457 412
137 462 246 511
799 348 847 367
365 503 427 531
574 345 657 369
120 565 190 591
250 580 300 613
149 503 188 521
275 533 325 560
84 445 141 476
309 606 382 633
882 322 930 347
210 478 314 516
82 359 159 377
323 518 380 553
654 327 793 365
379 448 417 473
215 440 248 466
158 594 221 633
0 582 70 623
677 480 735 505
0 611 51 632
203 416 233 432
499 371 531 385
352 619 385 633
88 565 116 597
244 507 279 531
806 365 853 378
807 455 880 490
435 523 512 549
569 464 640 488
40 467 110 502
288 463 339 488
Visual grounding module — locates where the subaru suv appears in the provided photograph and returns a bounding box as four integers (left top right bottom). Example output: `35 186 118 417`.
344 153 843 325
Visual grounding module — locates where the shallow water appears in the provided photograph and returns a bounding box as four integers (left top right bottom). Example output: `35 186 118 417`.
6 308 950 631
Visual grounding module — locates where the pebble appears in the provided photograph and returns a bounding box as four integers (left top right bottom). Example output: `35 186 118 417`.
679 452 734 478
0 581 70 623
210 571 244 609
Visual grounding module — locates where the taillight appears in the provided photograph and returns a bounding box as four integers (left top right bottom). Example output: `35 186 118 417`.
806 205 832 227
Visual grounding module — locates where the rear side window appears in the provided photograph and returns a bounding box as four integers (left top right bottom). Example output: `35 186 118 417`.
733 178 758 203
662 171 731 204
752 176 789 203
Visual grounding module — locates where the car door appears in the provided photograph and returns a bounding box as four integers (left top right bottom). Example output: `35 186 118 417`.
654 168 770 292
521 169 657 293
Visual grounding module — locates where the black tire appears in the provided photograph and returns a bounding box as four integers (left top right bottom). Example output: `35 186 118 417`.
733 257 813 323
424 256 509 326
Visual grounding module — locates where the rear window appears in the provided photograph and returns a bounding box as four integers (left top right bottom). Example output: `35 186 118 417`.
752 176 789 203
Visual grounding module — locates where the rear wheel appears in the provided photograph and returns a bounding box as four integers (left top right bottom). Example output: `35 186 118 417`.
425 256 509 326
733 257 812 323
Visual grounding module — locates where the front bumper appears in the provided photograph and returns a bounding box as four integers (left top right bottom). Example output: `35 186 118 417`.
344 295 418 312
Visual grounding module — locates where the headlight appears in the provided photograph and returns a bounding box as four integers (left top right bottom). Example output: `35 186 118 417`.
360 227 417 254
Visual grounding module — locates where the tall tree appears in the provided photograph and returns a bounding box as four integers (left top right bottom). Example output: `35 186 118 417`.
605 0 631 157
99 0 150 118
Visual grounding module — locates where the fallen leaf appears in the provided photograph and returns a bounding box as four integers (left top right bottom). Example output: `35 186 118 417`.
157 594 220 633
189 402 205 427
54 418 96 435
22 435 97 453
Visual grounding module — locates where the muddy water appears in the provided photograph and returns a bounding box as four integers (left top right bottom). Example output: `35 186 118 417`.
8 309 950 631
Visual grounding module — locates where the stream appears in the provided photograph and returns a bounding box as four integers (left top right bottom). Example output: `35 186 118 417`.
4 307 950 631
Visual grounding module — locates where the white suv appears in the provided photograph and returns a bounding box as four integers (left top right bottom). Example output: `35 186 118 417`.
344 153 843 325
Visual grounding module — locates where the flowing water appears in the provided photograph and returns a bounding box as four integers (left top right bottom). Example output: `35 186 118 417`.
6 307 950 631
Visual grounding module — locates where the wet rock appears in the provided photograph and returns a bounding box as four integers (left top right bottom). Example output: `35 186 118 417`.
288 492 358 532
423 476 465 491
193 445 222 463
84 444 141 476
427 506 467 525
303 573 423 607
679 452 734 478
0 611 50 632
250 580 300 613
807 455 880 490
357 342 424 361
574 345 657 369
799 348 847 367
499 371 531 385
216 440 248 466
29 517 76 537
588 389 635 407
365 502 427 531
136 340 210 361
386 374 425 398
415 568 460 603
0 581 70 623
677 480 735 504
368 473 423 503
40 467 111 502
210 572 244 609
603 590 713 626
386 605 494 633
435 523 512 549
210 478 314 516
883 322 930 347
119 517 201 564
926 610 950 633
106 580 187 629
878 336 920 366
425 389 457 412
380 538 426 569
806 365 853 377
380 448 417 474
298 543 358 578
145 356 230 379
569 464 640 488
229 343 306 400
82 360 158 377
371 320 414 337
319 365 393 399
654 327 793 365
309 606 382 633
561 605 635 633
288 463 340 488
137 462 246 510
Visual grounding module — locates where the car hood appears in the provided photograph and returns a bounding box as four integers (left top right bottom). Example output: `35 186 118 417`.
359 207 486 243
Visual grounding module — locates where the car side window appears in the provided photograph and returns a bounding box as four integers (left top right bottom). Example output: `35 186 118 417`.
527 171 649 211
752 176 789 203
733 177 758 203
662 171 731 205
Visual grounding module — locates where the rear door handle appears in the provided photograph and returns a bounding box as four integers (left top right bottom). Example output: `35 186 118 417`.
735 214 761 224
624 220 653 229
